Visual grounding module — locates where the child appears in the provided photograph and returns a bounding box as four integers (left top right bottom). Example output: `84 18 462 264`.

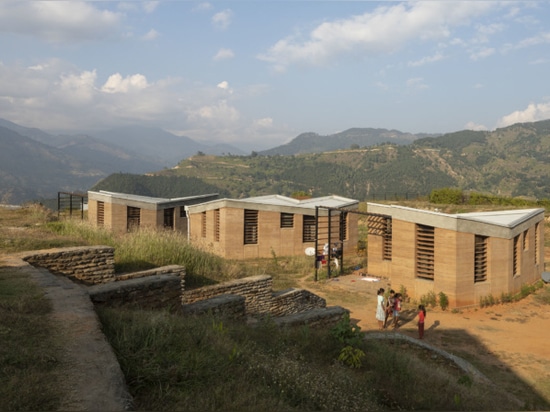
384 289 395 329
375 288 386 330
392 293 402 328
418 304 426 339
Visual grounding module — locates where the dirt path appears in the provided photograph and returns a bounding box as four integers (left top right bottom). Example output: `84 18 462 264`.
299 272 550 408
2 254 132 411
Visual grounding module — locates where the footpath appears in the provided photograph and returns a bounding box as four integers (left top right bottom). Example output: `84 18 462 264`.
4 254 132 411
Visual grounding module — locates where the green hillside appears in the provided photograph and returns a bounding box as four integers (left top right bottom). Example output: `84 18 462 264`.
93 119 550 201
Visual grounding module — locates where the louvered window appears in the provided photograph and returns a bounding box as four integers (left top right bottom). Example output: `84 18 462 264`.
339 212 348 241
474 235 487 283
244 209 258 244
303 215 316 242
513 234 520 277
367 214 392 261
523 229 529 250
201 211 206 238
214 209 220 242
280 213 294 228
127 206 140 231
416 224 434 280
97 201 104 226
535 223 540 265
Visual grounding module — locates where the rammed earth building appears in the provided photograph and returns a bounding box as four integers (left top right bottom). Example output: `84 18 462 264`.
367 203 545 308
186 195 359 260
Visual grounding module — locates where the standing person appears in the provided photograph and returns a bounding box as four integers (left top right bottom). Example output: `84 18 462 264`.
384 289 395 329
392 293 402 329
375 288 386 330
417 304 426 339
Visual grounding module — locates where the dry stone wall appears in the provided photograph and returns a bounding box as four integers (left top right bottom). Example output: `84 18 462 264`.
21 246 348 328
182 275 274 316
271 288 327 317
89 274 182 310
22 246 116 285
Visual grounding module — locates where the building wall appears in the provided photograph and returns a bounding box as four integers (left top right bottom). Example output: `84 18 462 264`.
188 206 357 260
368 215 544 308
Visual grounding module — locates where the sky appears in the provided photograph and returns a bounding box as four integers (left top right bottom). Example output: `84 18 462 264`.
1 1 550 151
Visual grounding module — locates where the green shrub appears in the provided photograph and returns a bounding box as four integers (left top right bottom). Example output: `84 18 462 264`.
438 291 449 311
420 291 437 308
430 188 464 204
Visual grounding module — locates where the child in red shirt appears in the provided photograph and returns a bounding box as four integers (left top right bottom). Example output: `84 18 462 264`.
418 304 426 339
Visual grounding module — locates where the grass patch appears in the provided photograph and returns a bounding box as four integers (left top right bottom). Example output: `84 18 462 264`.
0 268 63 411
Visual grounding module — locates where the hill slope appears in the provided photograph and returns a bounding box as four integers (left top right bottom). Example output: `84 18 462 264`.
109 119 550 200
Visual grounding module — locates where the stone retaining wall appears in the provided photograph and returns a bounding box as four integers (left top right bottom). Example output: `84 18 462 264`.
272 306 349 328
21 246 347 328
89 274 182 310
22 246 115 285
271 288 326 317
181 294 246 320
182 275 273 316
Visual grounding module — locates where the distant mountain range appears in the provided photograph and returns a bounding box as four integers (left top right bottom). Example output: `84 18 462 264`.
0 118 245 204
2 117 550 204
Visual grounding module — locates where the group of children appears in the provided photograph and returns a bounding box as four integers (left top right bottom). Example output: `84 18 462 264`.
375 288 426 339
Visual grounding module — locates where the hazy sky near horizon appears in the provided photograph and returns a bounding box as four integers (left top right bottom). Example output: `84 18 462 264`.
1 1 550 149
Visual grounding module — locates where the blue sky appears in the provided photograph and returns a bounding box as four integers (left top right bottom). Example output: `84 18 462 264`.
1 1 550 150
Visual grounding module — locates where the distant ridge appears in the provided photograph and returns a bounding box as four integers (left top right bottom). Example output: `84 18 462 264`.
259 127 438 155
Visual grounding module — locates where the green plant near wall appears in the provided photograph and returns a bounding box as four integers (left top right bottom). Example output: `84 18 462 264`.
438 292 449 310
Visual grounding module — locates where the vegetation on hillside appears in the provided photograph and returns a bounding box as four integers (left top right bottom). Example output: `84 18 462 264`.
92 119 550 201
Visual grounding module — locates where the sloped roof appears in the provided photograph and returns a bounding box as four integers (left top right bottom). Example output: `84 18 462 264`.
457 208 543 228
88 190 219 209
243 194 358 209
186 194 359 214
367 202 545 238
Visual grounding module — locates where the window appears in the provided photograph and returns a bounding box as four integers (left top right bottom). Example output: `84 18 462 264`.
97 201 104 226
474 235 488 283
535 223 540 265
367 214 392 261
244 209 258 244
303 215 316 242
513 234 520 277
416 224 434 280
280 212 294 228
127 206 140 231
339 212 348 241
214 209 220 242
180 206 186 218
201 211 206 238
164 208 174 229
523 229 529 250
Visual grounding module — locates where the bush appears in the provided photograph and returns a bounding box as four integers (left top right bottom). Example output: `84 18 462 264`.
438 292 449 311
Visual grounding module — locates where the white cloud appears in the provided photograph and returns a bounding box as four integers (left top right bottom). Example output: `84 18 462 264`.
213 48 235 61
258 1 497 71
212 9 233 30
142 2 160 14
464 121 488 131
469 46 495 60
142 29 159 41
408 52 444 67
497 102 550 127
187 100 240 125
101 73 149 94
193 2 213 12
502 32 550 53
0 1 122 43
253 118 273 128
